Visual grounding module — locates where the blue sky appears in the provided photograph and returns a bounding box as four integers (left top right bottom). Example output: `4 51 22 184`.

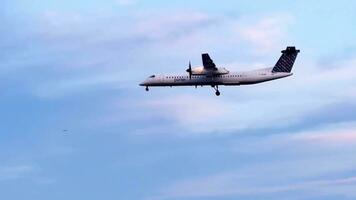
1 0 356 199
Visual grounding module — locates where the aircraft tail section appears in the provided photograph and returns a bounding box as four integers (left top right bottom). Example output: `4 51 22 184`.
272 46 300 73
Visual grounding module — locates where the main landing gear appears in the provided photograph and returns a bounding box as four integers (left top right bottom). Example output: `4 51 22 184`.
212 85 221 96
145 86 149 91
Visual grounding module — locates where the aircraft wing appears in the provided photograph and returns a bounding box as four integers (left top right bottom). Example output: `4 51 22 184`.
202 53 217 70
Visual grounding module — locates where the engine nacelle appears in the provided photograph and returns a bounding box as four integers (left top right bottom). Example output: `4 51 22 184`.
191 67 229 76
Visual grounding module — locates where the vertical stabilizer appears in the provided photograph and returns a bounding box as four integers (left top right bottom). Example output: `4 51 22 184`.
272 47 300 73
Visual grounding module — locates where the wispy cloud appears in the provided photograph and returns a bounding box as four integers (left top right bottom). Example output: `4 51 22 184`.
142 94 232 133
291 123 356 145
2 9 300 102
237 15 294 54
20 11 324 135
150 121 356 199
0 165 35 181
232 121 356 155
116 0 136 6
1 1 356 200
151 175 356 200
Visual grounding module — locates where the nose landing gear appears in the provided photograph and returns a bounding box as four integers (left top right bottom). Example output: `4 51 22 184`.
212 85 221 96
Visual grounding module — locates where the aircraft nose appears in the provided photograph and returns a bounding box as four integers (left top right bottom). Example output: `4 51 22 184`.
139 80 147 86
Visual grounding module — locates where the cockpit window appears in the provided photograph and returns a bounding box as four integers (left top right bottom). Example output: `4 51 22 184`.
149 75 156 78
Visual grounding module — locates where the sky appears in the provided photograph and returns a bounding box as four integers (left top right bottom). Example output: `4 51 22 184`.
1 0 356 199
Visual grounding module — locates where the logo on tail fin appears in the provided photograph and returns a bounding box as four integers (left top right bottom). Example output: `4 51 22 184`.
272 46 300 73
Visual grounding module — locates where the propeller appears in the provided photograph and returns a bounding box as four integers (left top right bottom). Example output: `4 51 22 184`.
186 61 192 79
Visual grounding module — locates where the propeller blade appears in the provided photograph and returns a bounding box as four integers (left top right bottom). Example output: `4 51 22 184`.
188 61 192 79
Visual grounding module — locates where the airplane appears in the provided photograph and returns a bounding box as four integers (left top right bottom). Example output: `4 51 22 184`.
140 46 300 96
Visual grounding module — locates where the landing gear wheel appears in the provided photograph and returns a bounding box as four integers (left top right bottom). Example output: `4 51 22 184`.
145 86 149 91
212 85 221 96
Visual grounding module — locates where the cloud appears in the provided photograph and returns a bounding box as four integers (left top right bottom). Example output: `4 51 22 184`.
291 123 356 145
2 10 298 101
149 121 356 199
32 72 123 98
116 0 136 6
232 121 356 156
142 94 232 133
151 175 356 200
2 8 356 136
237 15 294 54
131 53 356 135
135 12 213 40
37 10 216 51
12 10 221 99
0 165 35 181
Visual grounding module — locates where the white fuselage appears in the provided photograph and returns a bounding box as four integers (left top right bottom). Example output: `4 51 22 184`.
140 68 292 87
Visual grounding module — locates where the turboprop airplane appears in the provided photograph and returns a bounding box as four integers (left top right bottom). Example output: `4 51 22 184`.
140 46 300 96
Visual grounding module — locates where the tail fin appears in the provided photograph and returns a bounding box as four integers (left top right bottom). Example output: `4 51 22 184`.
272 46 300 73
